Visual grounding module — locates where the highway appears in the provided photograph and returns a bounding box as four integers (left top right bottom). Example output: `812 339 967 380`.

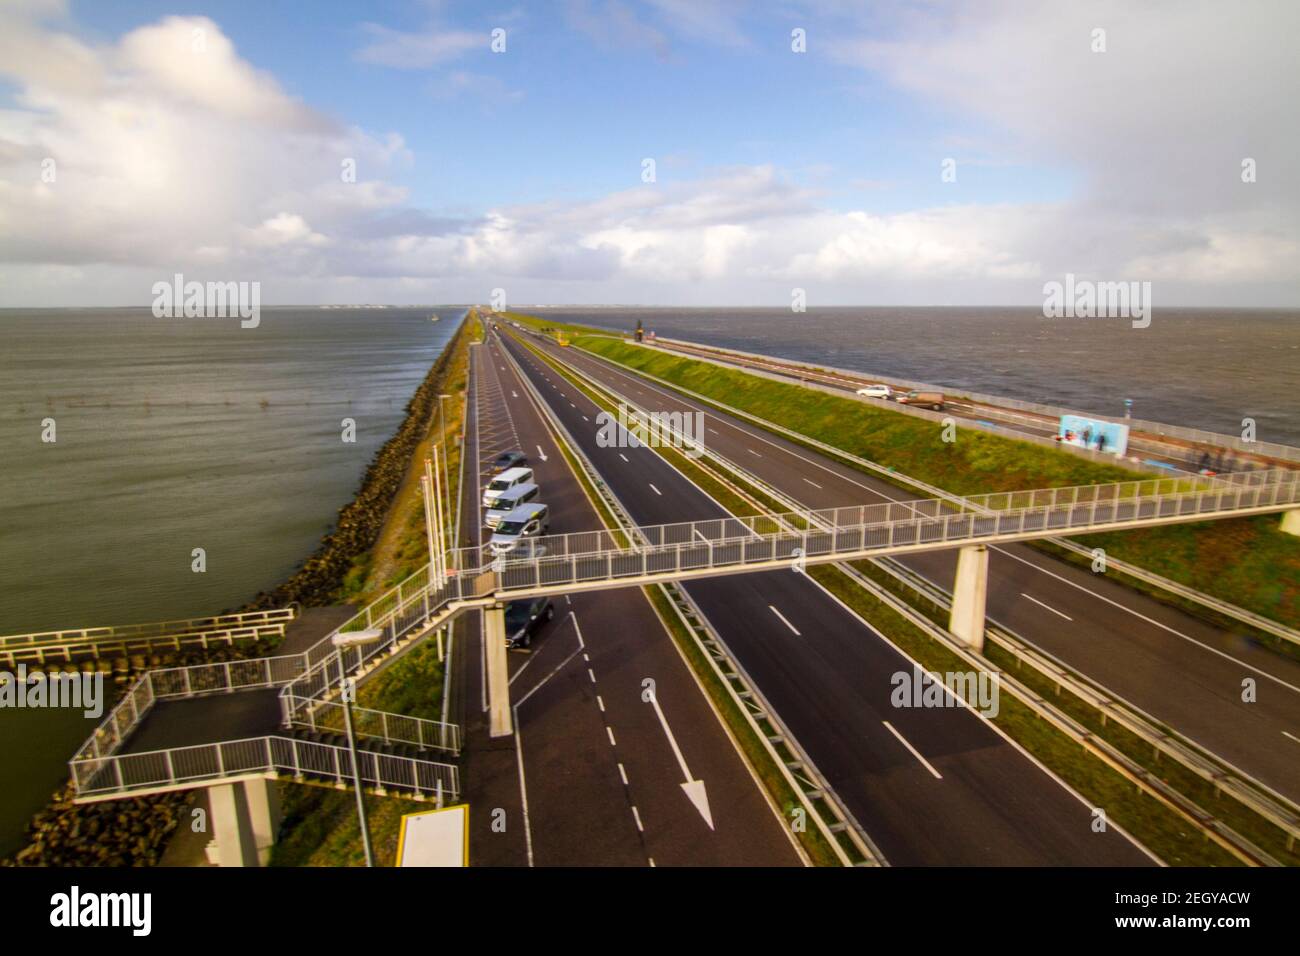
456 333 801 866
651 337 1283 475
514 330 1300 807
491 327 1155 866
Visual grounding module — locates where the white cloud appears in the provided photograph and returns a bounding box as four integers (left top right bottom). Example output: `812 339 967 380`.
0 3 1296 307
354 23 484 69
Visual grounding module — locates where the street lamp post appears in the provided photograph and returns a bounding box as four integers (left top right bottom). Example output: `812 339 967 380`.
333 628 384 868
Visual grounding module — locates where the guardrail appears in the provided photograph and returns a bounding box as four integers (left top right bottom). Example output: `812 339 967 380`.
71 735 460 803
0 608 296 667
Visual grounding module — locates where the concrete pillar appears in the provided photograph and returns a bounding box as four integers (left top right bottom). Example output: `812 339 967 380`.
1281 509 1300 537
949 545 989 654
243 777 282 866
483 606 513 737
207 781 259 867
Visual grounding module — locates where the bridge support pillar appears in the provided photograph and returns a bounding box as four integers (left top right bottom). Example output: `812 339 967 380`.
483 606 513 737
207 781 260 867
244 777 282 866
949 545 989 654
1281 509 1300 538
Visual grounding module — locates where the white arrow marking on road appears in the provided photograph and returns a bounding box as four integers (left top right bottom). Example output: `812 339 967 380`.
535 445 548 462
647 690 713 829
512 390 518 398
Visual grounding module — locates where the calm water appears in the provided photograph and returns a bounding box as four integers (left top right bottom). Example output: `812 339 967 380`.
0 306 463 855
531 307 1300 447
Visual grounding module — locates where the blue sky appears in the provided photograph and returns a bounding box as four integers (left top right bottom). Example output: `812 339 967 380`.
1 1 1296 305
66 0 1074 213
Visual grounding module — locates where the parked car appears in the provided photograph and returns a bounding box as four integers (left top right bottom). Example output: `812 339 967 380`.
491 450 528 475
505 597 555 649
896 390 945 410
489 504 550 554
484 482 540 528
482 466 534 508
855 384 892 400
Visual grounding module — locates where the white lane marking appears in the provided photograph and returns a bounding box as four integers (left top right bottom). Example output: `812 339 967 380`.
582 415 589 421
619 453 629 462
618 762 629 785
649 483 662 496
769 605 801 636
607 726 617 747
1020 592 1073 621
570 403 576 408
1283 731 1300 745
587 668 596 683
882 720 943 780
596 695 605 712
707 428 720 435
513 612 587 867
746 448 761 457
992 545 1300 696
631 806 645 832
802 478 823 489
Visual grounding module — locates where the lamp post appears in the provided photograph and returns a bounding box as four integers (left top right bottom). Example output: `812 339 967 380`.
438 393 453 539
333 628 383 868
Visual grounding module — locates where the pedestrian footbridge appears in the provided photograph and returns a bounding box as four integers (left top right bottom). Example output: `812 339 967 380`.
65 467 1300 861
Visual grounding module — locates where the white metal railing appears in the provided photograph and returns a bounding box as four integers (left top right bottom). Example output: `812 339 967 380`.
0 623 290 668
72 653 308 764
284 695 460 754
70 735 460 802
284 468 1298 713
1 608 296 654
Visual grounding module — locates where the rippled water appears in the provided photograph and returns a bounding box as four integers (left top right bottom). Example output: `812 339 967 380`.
530 307 1300 447
0 306 463 855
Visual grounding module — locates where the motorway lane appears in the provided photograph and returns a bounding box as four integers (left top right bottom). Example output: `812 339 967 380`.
496 330 1154 866
466 335 800 866
525 332 1300 804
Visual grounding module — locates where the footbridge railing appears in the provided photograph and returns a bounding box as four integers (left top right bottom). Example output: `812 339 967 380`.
72 735 460 804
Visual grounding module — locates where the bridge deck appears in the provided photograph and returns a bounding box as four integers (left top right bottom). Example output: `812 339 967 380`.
120 689 283 755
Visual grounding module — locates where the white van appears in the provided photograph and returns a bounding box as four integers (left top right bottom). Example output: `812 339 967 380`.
489 504 550 554
484 482 540 529
483 466 534 508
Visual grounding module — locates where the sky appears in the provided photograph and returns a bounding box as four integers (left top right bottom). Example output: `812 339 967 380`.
0 0 1297 307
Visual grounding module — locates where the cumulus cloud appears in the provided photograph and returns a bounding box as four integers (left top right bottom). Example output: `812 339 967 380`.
0 2 1296 307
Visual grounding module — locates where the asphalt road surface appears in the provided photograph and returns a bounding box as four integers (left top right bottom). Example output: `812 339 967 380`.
518 330 1300 807
457 334 801 866
495 328 1155 866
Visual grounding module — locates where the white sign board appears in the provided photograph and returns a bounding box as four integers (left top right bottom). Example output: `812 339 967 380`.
397 804 468 867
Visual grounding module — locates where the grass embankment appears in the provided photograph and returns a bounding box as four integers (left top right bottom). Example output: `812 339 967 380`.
521 332 1253 866
537 324 1299 633
270 313 477 868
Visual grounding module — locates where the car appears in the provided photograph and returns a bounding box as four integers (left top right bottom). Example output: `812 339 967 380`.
896 390 945 411
482 466 534 508
484 482 540 528
490 450 528 475
489 504 550 554
505 597 555 649
855 384 892 400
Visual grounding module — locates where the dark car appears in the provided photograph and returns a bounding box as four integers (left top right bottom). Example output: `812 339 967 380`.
491 450 528 474
505 597 555 649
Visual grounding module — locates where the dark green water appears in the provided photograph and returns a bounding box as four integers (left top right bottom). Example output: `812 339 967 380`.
0 306 463 856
